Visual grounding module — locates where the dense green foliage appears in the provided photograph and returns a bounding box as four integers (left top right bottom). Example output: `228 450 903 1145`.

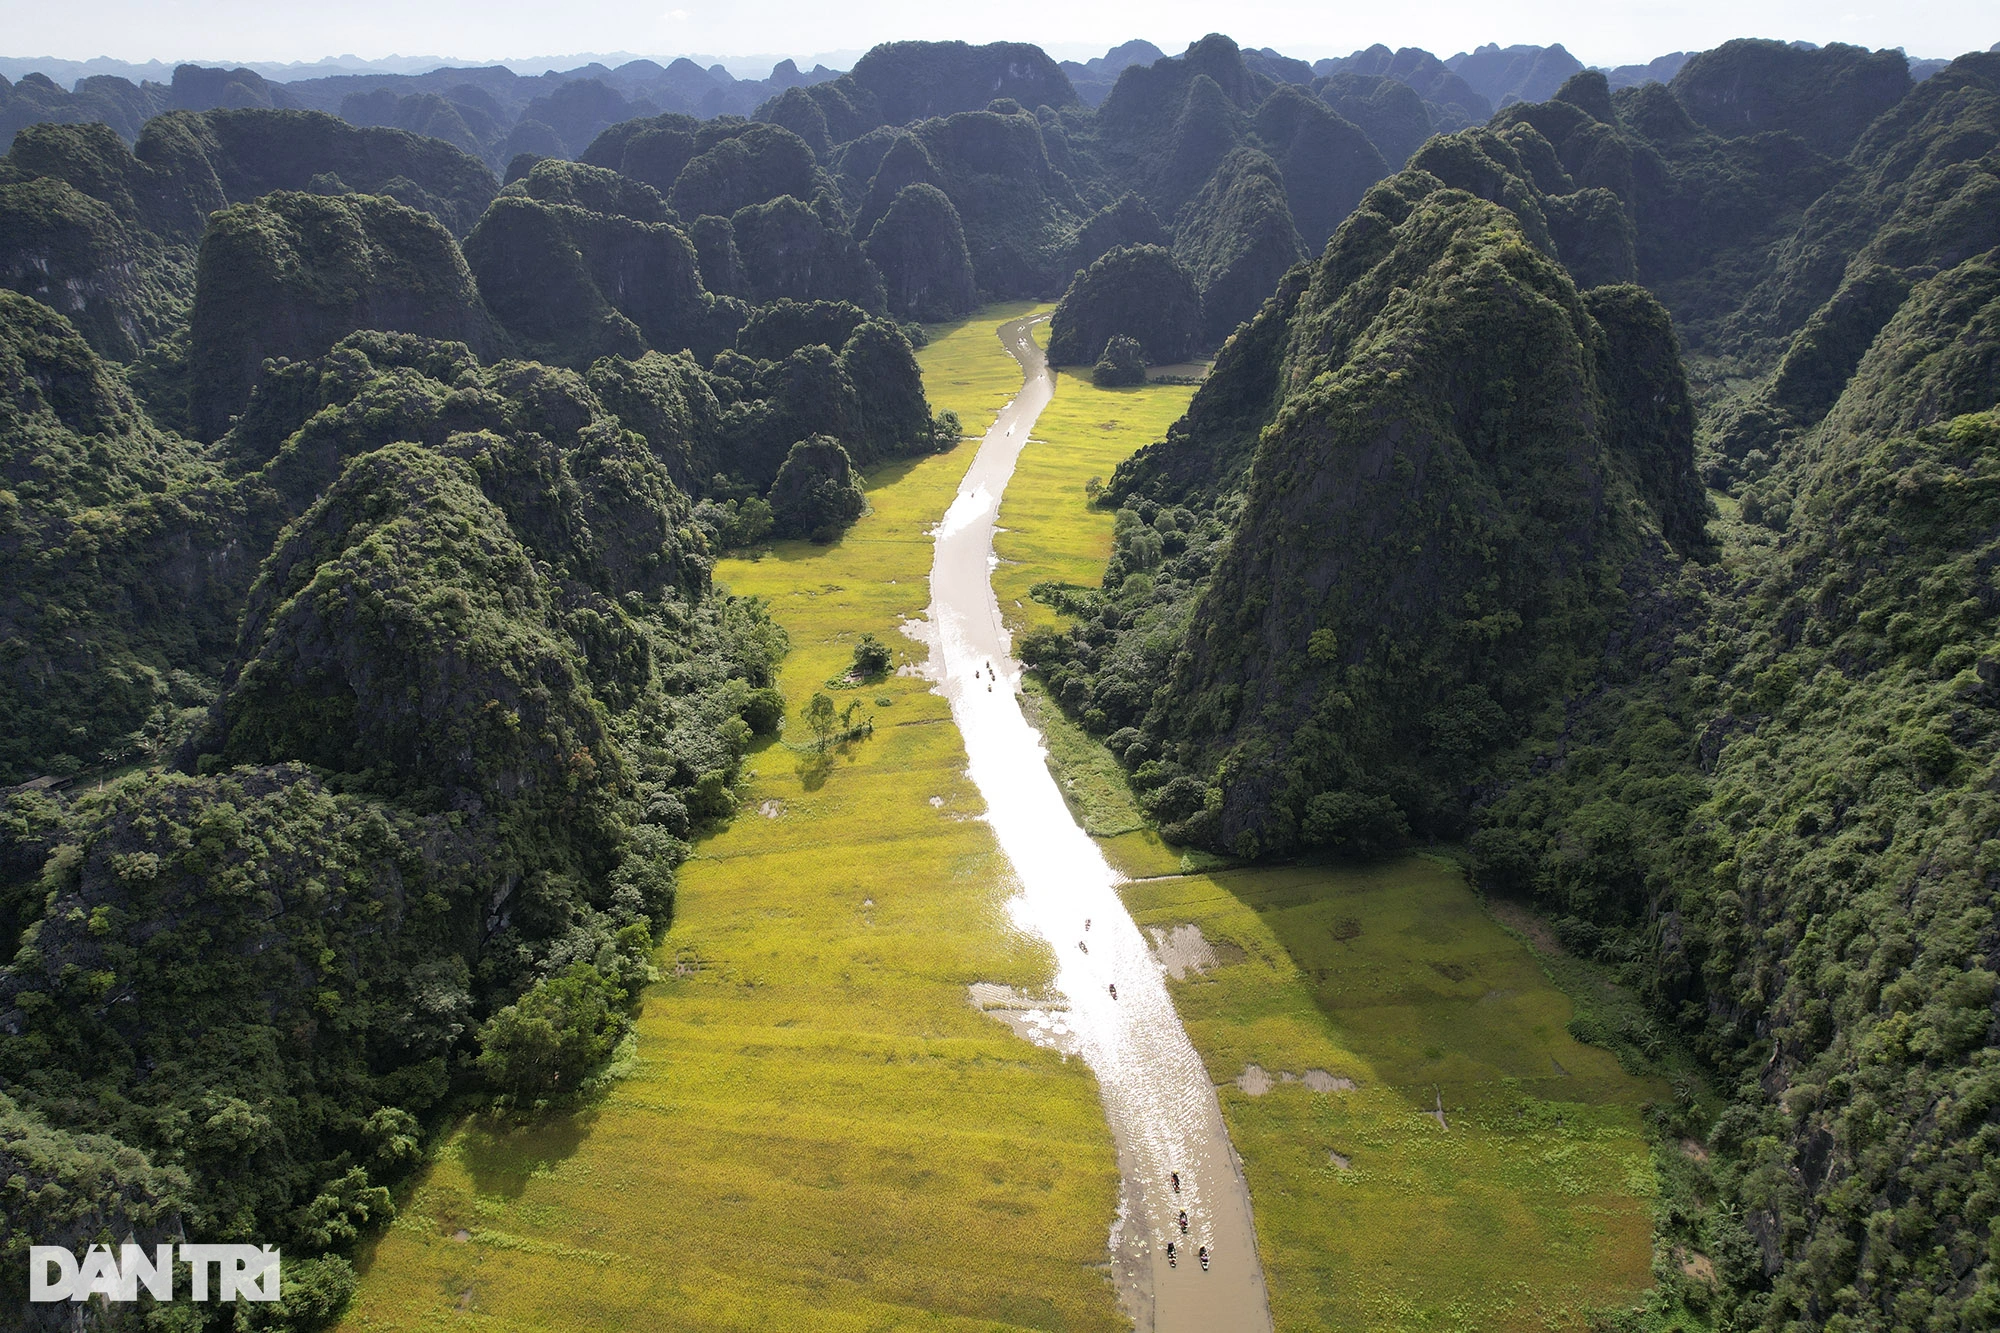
702 310 933 486
1069 191 1168 268
1173 148 1307 344
781 41 1078 140
667 122 824 221
766 434 865 540
0 174 189 361
1316 72 1439 169
1 70 165 148
1045 244 1200 365
0 322 798 1325
0 289 229 783
1028 169 1694 856
897 107 1089 296
1251 85 1387 249
190 191 508 437
3 29 1785 401
463 179 740 371
724 193 886 311
0 107 500 382
1091 333 1146 386
862 182 978 320
1018 47 2000 1333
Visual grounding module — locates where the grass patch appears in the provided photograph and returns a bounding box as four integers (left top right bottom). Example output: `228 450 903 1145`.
921 300 1051 433
991 370 1195 640
1014 675 1220 881
1121 857 1666 1332
339 311 1123 1332
1017 675 1148 838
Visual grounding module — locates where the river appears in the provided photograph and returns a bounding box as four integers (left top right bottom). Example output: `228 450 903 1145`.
920 316 1275 1332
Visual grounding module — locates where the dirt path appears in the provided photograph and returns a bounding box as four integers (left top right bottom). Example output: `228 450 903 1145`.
921 317 1274 1332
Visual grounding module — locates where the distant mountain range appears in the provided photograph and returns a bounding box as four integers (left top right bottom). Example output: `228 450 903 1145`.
5 38 1976 175
0 50 867 84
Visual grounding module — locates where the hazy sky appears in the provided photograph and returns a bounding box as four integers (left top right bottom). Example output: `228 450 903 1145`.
7 0 1994 69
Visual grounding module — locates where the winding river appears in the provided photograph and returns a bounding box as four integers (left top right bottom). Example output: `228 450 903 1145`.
921 316 1275 1332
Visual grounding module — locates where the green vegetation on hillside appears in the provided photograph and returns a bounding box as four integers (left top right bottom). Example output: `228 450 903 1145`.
1026 165 1700 859
1015 47 2000 1333
0 324 803 1323
192 191 508 436
1174 148 1307 344
335 308 1123 1333
2 28 1999 1333
1045 243 1201 366
862 182 978 320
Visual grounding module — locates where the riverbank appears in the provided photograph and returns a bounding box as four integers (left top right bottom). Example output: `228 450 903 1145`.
924 315 1273 1332
987 352 1198 878
337 304 1124 1332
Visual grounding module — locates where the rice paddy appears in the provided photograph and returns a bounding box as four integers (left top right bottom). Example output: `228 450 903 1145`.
337 304 1123 1332
1121 860 1665 1332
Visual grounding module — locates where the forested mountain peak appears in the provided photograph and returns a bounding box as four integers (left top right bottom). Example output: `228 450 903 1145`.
1670 38 1914 155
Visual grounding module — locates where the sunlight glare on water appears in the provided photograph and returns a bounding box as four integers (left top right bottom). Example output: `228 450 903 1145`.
920 317 1272 1332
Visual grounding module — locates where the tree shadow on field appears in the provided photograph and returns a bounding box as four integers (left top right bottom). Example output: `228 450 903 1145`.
797 748 834 790
860 453 932 493
455 1107 601 1199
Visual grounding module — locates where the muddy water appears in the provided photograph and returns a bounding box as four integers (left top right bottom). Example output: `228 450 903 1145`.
921 317 1274 1332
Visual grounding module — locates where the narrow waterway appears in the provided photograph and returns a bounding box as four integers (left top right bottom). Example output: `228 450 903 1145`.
921 317 1274 1332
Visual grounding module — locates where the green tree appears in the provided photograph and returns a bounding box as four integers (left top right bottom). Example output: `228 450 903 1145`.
803 691 839 749
852 633 893 678
475 963 628 1099
1092 334 1146 386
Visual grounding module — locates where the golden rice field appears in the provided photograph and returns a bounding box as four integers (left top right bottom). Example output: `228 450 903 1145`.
338 303 1123 1332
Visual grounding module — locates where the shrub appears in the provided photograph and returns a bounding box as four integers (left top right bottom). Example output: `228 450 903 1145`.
740 687 787 734
852 633 894 678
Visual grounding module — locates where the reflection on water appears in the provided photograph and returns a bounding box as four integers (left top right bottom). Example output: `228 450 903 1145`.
922 318 1273 1332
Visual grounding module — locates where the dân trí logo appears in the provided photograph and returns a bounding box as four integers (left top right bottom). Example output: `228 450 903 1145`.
30 1244 281 1302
